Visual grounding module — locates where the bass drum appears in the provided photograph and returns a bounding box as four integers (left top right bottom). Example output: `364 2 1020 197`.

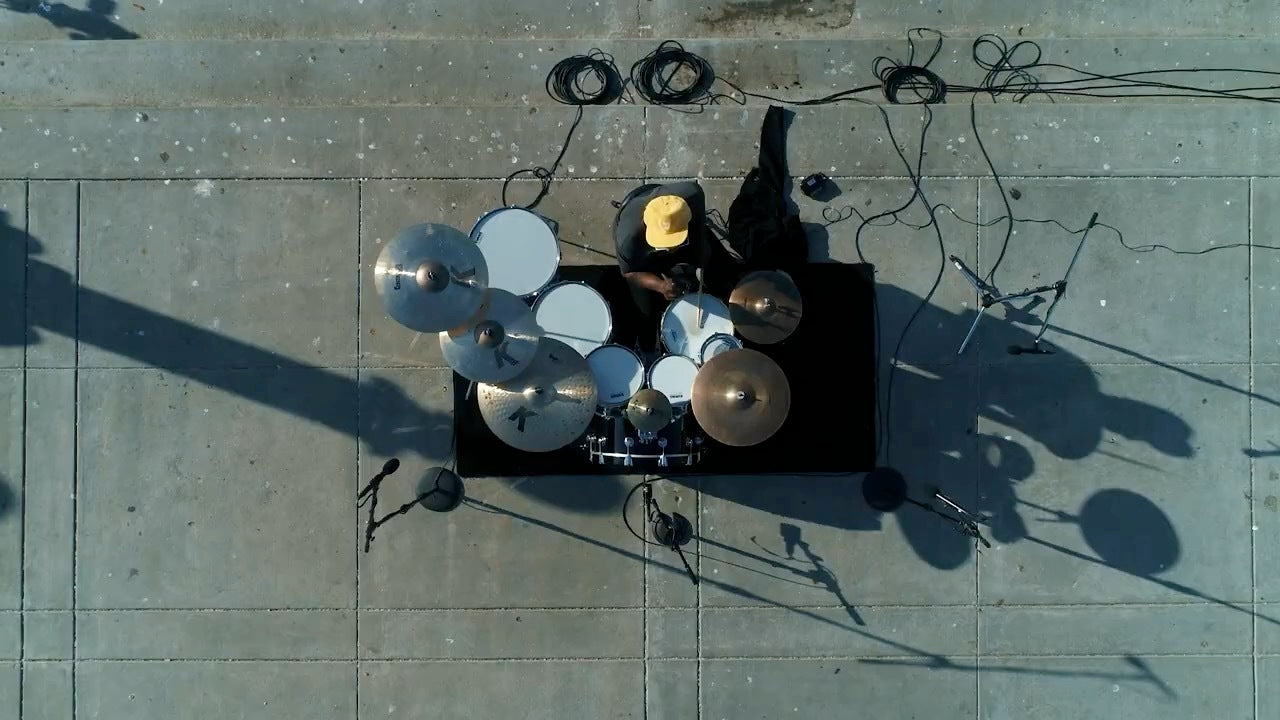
585 415 704 468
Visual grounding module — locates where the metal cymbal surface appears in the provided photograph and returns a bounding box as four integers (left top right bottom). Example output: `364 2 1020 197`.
440 289 542 383
692 348 791 447
728 270 803 344
477 338 598 452
626 388 673 433
374 223 488 333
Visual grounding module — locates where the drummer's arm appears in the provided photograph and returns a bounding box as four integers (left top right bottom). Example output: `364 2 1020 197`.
624 271 665 293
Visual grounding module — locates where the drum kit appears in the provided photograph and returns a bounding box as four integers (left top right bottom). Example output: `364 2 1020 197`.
372 207 806 469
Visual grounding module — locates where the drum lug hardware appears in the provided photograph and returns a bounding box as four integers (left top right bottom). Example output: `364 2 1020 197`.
624 437 635 467
658 438 669 467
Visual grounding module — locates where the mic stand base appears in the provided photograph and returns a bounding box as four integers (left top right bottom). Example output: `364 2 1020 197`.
418 468 465 512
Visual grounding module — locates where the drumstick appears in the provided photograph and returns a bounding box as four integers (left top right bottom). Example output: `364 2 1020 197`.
695 267 705 329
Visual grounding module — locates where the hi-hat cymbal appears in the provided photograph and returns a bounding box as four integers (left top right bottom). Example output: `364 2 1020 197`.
440 289 542 383
374 223 488 333
477 338 598 452
626 388 673 433
728 270 803 344
692 348 791 447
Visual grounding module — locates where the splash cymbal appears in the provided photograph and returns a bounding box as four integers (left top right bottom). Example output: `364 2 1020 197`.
691 348 790 447
728 270 803 344
626 388 673 433
440 289 542 383
477 338 598 452
374 223 488 333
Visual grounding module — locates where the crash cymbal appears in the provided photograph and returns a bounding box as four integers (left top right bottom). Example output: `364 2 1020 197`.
626 388 673 433
373 223 488 333
477 338 598 452
728 270 803 344
691 348 791 447
440 289 542 383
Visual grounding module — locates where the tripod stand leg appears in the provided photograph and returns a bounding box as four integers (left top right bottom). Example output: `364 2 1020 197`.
957 304 989 355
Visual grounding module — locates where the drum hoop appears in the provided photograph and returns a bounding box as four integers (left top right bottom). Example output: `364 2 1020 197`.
470 207 562 294
587 343 644 408
532 280 614 341
661 294 732 353
646 353 699 402
699 332 742 363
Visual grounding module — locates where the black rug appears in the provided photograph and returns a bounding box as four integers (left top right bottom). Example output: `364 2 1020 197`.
455 263 876 476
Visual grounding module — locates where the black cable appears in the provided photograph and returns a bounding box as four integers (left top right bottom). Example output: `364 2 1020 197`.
502 50 625 210
629 40 717 107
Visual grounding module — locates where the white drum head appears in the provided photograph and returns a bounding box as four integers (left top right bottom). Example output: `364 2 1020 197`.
533 281 613 357
587 344 644 408
471 208 560 297
660 293 734 360
699 333 742 365
647 354 699 405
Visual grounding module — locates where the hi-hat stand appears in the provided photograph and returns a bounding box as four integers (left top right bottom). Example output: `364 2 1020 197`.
863 467 991 549
952 212 1098 355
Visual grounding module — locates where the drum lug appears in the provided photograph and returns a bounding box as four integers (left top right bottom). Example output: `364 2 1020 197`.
658 438 669 467
624 437 635 467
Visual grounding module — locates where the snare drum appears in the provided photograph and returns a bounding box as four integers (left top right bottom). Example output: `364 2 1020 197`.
699 333 743 365
660 293 734 360
533 281 612 358
587 344 644 411
470 207 560 297
647 354 699 408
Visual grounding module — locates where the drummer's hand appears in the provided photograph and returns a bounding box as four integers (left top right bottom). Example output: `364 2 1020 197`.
659 276 681 300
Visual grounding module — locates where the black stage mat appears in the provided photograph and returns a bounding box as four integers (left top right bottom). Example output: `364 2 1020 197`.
455 263 876 476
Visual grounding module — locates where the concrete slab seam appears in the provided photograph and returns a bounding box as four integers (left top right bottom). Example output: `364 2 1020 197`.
18 179 28 720
973 172 982 720
1249 175 1258 720
355 178 363 720
72 179 82 720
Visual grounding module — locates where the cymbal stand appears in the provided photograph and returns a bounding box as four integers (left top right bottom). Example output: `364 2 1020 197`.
953 212 1098 355
644 483 698 585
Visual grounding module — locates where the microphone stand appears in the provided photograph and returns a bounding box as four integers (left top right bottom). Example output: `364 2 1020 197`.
357 460 463 552
953 211 1098 355
644 483 698 585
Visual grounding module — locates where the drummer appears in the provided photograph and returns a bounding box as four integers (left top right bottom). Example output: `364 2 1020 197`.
613 181 717 332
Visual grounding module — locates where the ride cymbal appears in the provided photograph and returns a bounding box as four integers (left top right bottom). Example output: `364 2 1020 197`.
626 388 673 433
691 348 791 447
728 270 803 344
477 338 598 452
373 223 488 333
440 289 542 383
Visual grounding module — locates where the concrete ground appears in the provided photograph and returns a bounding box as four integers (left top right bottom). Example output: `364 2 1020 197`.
2 2 1279 719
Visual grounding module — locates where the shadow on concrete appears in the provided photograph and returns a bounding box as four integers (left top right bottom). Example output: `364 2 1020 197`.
698 522 865 625
0 477 15 519
4 210 446 464
0 0 139 40
462 492 1175 697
